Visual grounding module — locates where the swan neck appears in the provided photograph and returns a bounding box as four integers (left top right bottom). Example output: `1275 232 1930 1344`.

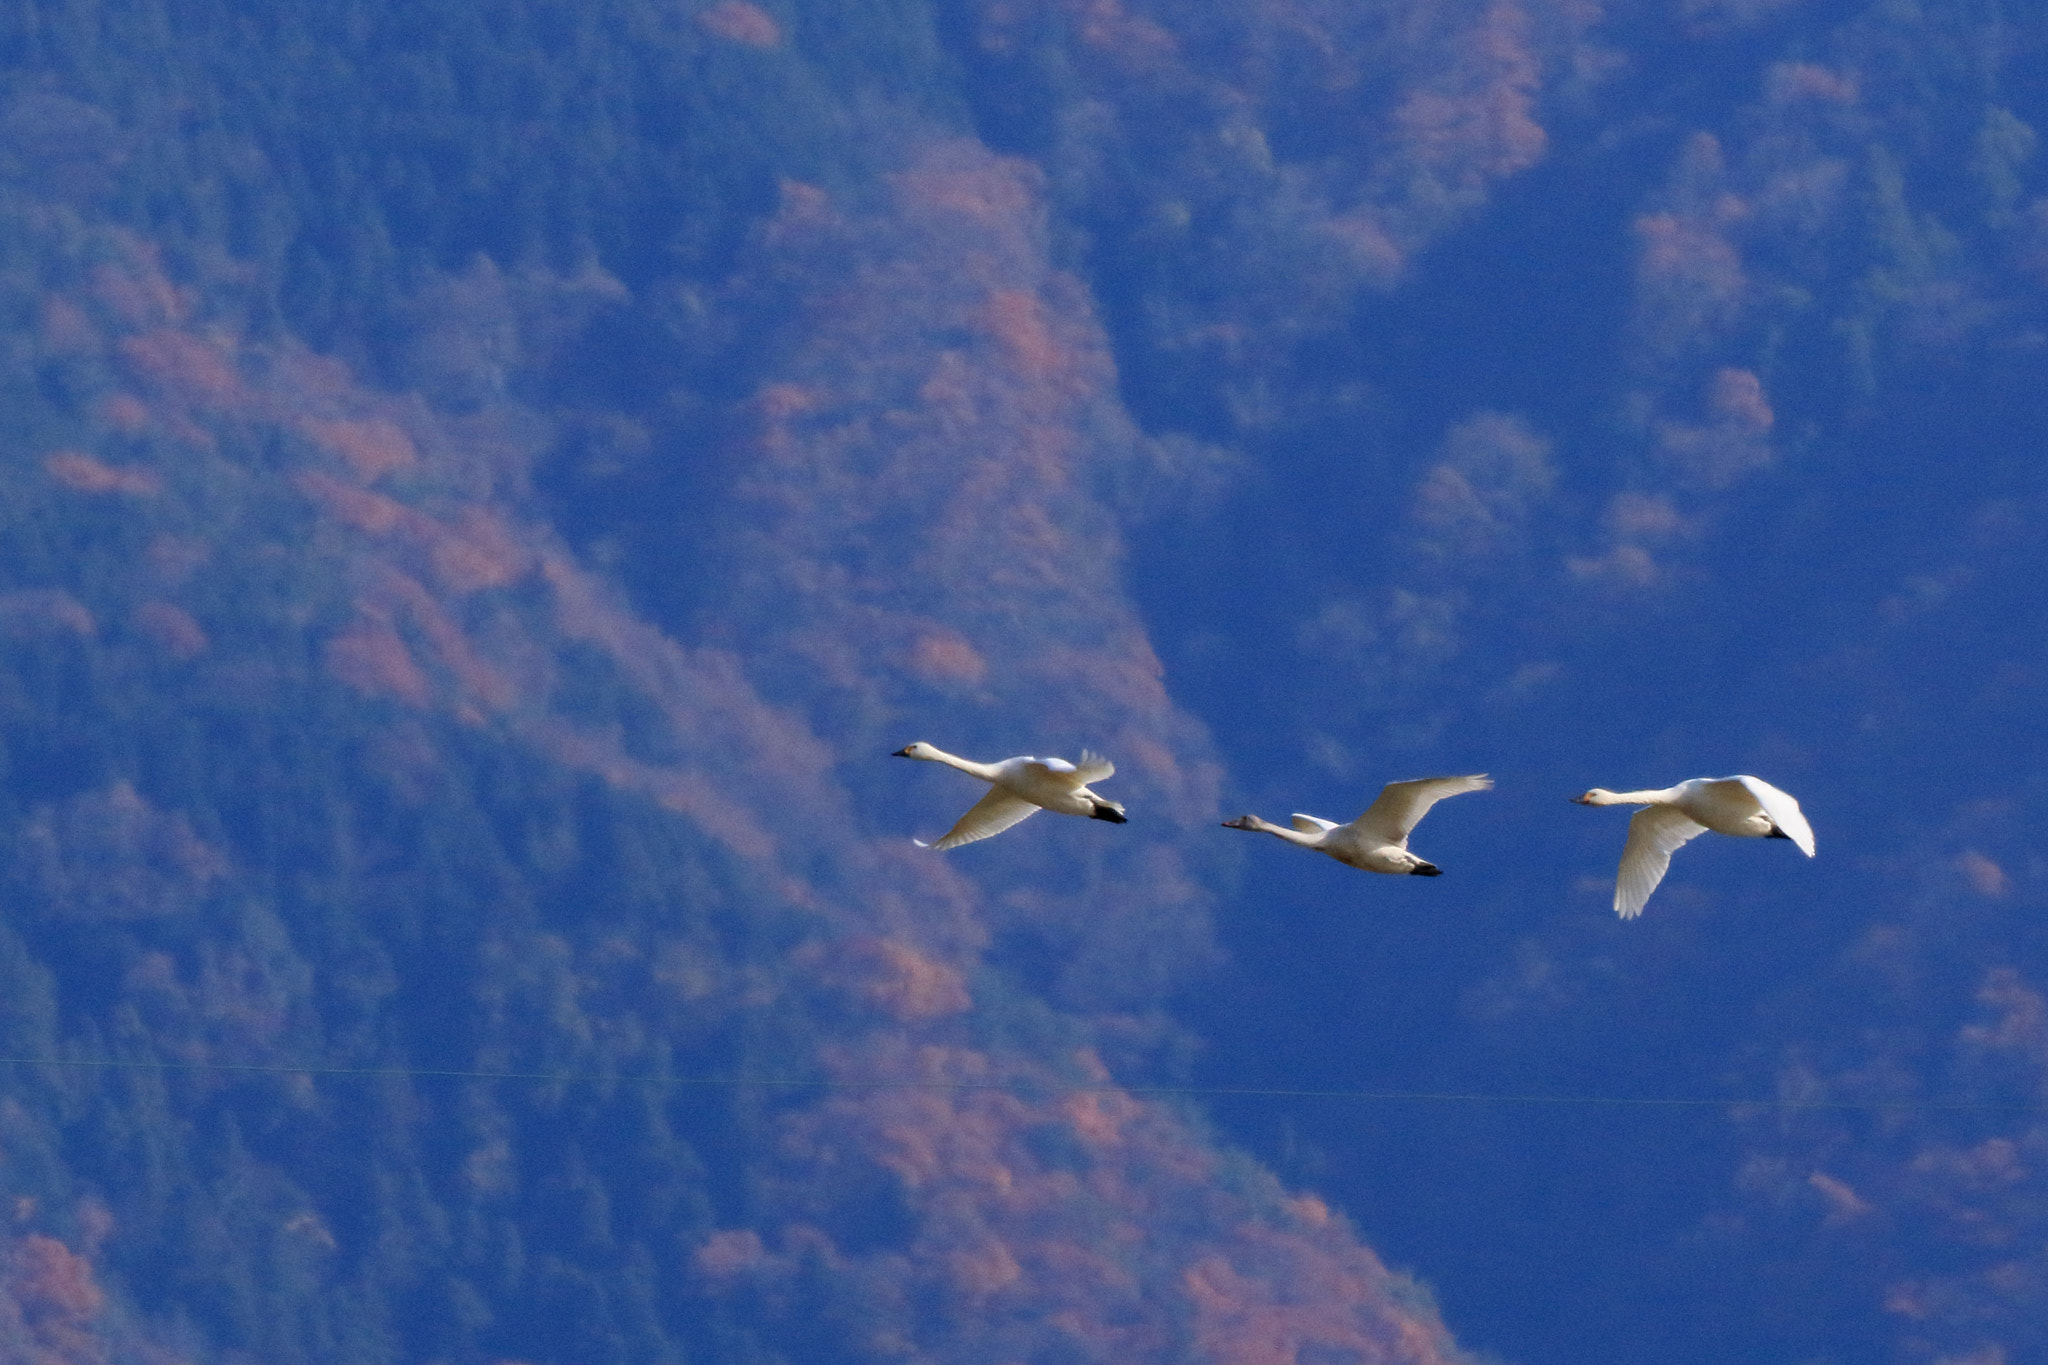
1591 787 1678 806
1252 817 1321 846
920 746 999 781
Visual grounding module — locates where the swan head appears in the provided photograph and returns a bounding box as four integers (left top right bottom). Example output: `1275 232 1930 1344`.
893 742 938 760
1572 788 1617 805
1220 815 1262 830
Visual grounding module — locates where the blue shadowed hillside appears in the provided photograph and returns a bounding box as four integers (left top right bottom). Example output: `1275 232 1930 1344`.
0 1 2045 1363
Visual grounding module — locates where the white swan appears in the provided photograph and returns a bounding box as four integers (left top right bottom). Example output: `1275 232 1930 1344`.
1573 776 1815 919
893 742 1127 849
1221 774 1492 875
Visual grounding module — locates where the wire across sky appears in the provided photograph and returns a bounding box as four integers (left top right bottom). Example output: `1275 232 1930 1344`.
2 1053 2039 1115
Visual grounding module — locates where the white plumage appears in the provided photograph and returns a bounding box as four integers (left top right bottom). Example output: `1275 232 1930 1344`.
1574 776 1815 919
1221 774 1492 876
893 742 1127 850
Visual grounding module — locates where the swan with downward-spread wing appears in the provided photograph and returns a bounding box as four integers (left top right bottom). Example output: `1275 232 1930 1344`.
892 742 1127 850
1573 776 1815 918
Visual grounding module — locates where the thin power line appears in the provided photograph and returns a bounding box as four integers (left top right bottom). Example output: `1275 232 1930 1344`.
0 1053 2039 1115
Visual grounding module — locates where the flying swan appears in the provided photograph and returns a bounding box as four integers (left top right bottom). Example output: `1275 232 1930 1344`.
1220 774 1492 875
1573 776 1815 919
892 742 1128 850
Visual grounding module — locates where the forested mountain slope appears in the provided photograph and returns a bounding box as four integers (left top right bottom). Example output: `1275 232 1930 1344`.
2 1 2047 1362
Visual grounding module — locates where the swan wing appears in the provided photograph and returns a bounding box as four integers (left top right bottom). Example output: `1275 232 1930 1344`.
922 787 1041 850
1017 756 1086 789
1290 814 1340 834
1348 774 1493 845
1020 752 1113 788
1735 776 1815 856
1614 805 1708 919
1072 750 1115 784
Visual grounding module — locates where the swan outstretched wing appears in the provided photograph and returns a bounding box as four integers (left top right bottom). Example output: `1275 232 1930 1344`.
1735 776 1815 856
1072 750 1115 784
1290 814 1339 834
1615 805 1708 919
1349 774 1493 846
920 787 1041 850
1013 752 1113 788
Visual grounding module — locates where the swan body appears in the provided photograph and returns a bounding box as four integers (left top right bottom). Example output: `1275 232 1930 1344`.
1221 774 1492 875
893 741 1127 849
1573 776 1815 919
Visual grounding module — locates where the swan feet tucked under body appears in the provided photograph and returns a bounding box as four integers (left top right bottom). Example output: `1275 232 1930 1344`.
893 741 1127 850
1221 774 1492 875
1573 775 1815 919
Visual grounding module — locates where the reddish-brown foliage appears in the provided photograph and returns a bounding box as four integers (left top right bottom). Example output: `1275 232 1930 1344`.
428 507 530 594
1396 0 1548 186
1958 851 2011 898
830 937 974 1021
96 393 150 434
324 618 432 707
908 630 989 686
0 590 96 638
1656 367 1775 488
299 417 419 483
697 0 782 47
117 330 248 411
0 1234 108 1365
88 238 191 328
732 1033 1467 1362
131 601 209 659
43 451 160 496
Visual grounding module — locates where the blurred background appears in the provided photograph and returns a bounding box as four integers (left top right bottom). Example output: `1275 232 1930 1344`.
0 0 2044 1361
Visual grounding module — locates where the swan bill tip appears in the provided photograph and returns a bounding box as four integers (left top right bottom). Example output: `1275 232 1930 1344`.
1410 862 1442 876
1089 804 1128 825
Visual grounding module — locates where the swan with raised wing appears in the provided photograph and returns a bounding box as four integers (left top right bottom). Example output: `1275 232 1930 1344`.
1573 776 1815 919
1221 774 1492 875
893 742 1127 849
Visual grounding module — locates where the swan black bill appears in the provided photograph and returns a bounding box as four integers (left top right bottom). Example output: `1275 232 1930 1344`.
1410 863 1443 876
1090 805 1128 824
1766 826 1792 840
891 747 913 758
